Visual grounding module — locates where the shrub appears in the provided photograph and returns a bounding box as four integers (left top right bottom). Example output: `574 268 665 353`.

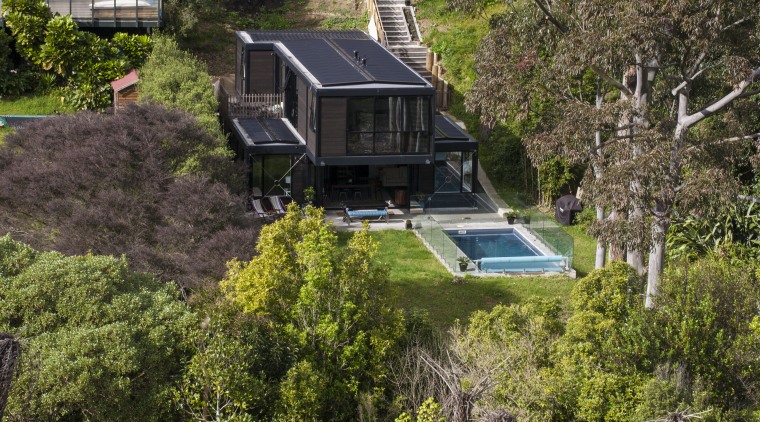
0 236 194 420
0 104 257 290
139 34 223 141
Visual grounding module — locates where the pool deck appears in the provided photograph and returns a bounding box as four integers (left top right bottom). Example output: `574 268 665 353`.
327 208 575 278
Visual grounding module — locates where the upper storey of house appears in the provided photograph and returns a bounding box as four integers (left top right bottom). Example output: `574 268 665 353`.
233 30 438 166
235 30 433 97
0 0 162 28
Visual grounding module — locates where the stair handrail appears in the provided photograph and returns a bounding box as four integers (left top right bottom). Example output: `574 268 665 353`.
402 5 422 43
366 0 388 47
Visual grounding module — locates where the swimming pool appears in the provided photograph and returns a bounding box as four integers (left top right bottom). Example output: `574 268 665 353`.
446 228 566 273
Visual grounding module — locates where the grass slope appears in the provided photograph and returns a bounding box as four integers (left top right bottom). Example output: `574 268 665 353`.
350 230 576 330
0 92 73 115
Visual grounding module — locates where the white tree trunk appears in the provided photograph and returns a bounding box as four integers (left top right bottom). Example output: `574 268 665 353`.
595 205 606 269
645 216 667 308
592 103 606 269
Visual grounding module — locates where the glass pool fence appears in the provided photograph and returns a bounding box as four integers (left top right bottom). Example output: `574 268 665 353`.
411 213 574 274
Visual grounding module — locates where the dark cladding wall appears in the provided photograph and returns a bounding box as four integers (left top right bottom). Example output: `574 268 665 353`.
248 51 274 94
297 78 307 139
320 97 347 156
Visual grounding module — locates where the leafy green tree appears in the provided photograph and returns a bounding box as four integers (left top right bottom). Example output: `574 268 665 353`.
139 34 223 141
1 0 51 62
2 1 152 109
551 263 650 420
175 290 292 421
223 205 405 420
0 236 195 420
651 255 760 411
458 0 760 303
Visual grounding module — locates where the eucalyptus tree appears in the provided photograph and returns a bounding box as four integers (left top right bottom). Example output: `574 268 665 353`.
459 0 760 306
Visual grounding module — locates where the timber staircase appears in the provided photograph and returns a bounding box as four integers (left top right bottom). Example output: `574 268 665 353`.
372 0 433 82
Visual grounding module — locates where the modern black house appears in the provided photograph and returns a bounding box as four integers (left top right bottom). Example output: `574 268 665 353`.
224 30 479 208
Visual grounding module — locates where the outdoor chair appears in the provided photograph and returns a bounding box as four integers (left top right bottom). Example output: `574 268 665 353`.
252 198 275 219
269 196 288 215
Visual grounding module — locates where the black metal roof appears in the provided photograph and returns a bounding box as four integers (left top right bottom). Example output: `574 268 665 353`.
235 119 301 145
278 40 369 86
434 115 474 141
240 30 370 42
239 30 428 87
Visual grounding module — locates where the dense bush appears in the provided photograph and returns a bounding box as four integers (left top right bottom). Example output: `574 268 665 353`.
410 259 760 421
139 34 224 141
1 0 152 108
0 236 194 420
0 104 256 290
222 208 405 420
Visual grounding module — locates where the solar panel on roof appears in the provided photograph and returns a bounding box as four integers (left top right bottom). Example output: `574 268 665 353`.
332 39 426 85
237 119 300 144
280 40 369 86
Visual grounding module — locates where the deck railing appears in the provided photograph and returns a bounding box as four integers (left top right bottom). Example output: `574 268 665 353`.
225 93 284 119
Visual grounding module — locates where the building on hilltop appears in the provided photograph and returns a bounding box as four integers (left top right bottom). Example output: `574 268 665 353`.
222 30 481 210
0 0 162 28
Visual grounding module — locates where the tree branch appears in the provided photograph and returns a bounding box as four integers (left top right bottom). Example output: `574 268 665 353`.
531 0 567 33
719 132 760 143
671 64 718 96
587 65 632 96
680 66 760 128
721 16 750 32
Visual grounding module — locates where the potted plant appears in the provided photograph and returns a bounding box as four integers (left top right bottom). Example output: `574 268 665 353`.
504 210 518 224
303 186 316 204
457 256 470 272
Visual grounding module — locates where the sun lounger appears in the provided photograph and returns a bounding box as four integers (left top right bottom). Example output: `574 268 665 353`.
343 207 389 224
268 196 288 215
252 198 275 219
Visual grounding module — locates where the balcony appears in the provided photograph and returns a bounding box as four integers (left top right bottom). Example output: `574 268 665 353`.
1 0 163 28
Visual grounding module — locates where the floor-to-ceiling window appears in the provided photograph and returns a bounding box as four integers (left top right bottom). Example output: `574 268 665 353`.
434 151 473 193
346 96 431 155
251 155 293 196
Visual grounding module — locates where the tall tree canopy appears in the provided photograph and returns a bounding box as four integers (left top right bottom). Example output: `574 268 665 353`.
460 0 760 304
0 236 195 420
222 206 405 421
0 104 257 290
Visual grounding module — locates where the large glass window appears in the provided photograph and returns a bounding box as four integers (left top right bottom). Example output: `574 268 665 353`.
434 151 473 193
251 155 293 196
347 96 431 155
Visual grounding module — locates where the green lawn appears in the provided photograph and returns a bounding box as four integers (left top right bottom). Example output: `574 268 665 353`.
340 230 576 330
0 92 73 115
561 224 596 278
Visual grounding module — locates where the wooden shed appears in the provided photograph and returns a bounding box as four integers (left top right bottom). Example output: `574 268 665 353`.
111 69 140 110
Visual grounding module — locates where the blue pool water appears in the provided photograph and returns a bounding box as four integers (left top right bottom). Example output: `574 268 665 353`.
446 228 565 272
446 228 540 260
